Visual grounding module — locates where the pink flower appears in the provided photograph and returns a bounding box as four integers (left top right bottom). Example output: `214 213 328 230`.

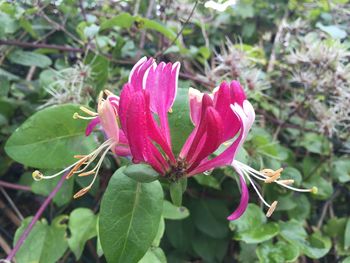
35 57 316 217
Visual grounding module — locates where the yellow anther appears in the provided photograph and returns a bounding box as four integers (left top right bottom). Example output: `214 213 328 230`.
73 186 91 199
264 168 283 183
79 106 98 116
168 108 173 113
74 155 87 159
73 112 79 119
278 179 294 185
66 158 88 179
32 170 43 181
311 186 318 194
78 170 95 177
260 169 275 177
266 201 278 217
104 89 113 96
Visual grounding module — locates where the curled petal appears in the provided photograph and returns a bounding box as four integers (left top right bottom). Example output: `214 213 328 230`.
145 61 180 144
129 57 154 91
188 100 255 176
230 80 246 106
227 166 249 221
187 107 223 172
85 117 100 136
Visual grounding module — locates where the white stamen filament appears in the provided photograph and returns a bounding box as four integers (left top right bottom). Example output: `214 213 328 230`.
241 169 271 208
36 139 114 180
234 160 314 193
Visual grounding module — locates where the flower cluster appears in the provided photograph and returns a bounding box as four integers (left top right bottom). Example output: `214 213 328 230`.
33 57 316 220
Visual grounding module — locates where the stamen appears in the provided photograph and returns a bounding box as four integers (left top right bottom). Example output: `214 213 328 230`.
278 179 294 185
264 168 283 183
66 157 90 179
266 201 278 217
73 186 91 199
74 155 86 159
104 89 113 96
168 108 173 113
32 170 43 181
73 112 95 120
78 170 95 177
79 106 98 116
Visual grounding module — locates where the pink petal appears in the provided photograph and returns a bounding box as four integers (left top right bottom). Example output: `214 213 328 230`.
123 91 169 173
213 81 241 141
227 167 249 221
187 107 224 172
230 80 246 106
98 99 119 143
85 117 100 136
145 61 180 144
187 100 255 176
180 94 214 158
129 57 154 91
188 88 204 125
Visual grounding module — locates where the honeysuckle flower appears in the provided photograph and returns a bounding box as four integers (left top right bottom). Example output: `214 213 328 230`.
33 56 316 219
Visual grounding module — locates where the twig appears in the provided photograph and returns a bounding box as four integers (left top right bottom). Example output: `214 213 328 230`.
0 181 31 192
5 173 67 262
267 8 288 73
155 0 198 58
78 0 88 22
0 40 83 52
0 188 23 221
0 199 21 227
0 234 12 257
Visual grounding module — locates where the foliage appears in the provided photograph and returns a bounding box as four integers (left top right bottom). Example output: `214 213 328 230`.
0 0 350 263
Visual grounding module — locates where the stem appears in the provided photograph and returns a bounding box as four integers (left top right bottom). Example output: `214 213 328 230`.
0 181 31 192
5 173 67 262
0 40 82 52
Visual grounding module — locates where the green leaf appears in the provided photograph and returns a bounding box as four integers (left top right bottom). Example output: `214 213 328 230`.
14 216 68 263
124 163 159 183
299 133 330 155
192 231 228 263
5 104 97 169
152 217 165 247
165 218 195 252
280 220 331 259
192 199 229 239
168 87 194 155
316 22 347 39
99 167 163 263
8 50 52 68
303 174 333 200
138 247 167 263
67 208 97 260
230 204 266 233
163 200 189 220
332 159 350 183
31 173 74 206
170 180 184 206
0 11 18 35
194 174 221 190
257 241 300 263
345 218 350 250
236 223 280 244
100 13 135 30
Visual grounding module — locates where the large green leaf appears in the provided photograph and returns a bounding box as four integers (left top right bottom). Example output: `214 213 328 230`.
5 104 97 169
8 50 52 68
138 247 167 263
13 216 68 263
67 208 97 260
99 167 163 263
191 199 229 239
